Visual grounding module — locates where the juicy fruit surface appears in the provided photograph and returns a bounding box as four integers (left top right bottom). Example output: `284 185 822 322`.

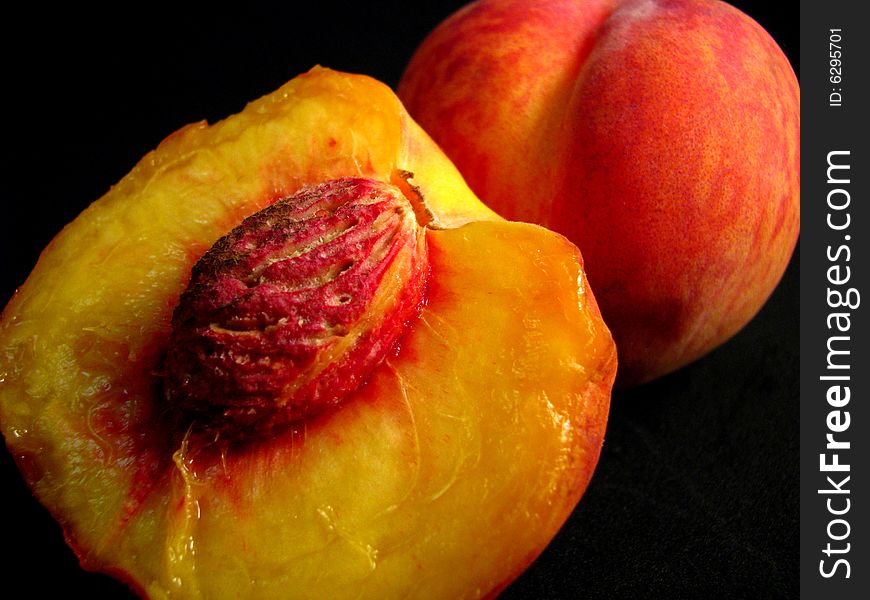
0 68 615 598
398 0 800 386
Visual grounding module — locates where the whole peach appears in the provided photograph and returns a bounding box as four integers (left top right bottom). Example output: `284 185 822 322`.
399 0 799 386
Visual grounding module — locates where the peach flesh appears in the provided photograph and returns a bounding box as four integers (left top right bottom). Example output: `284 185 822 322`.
0 68 616 598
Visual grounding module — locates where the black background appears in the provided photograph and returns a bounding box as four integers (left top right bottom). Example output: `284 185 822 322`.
1 2 798 598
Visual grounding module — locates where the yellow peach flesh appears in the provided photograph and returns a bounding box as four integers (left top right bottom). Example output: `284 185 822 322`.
0 67 614 598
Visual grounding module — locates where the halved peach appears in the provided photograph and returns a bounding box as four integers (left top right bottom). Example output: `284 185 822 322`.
0 67 615 598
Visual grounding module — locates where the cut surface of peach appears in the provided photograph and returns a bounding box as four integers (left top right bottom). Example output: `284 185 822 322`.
0 67 615 598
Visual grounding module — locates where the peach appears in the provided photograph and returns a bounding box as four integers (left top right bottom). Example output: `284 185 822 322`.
398 0 800 386
0 67 616 598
